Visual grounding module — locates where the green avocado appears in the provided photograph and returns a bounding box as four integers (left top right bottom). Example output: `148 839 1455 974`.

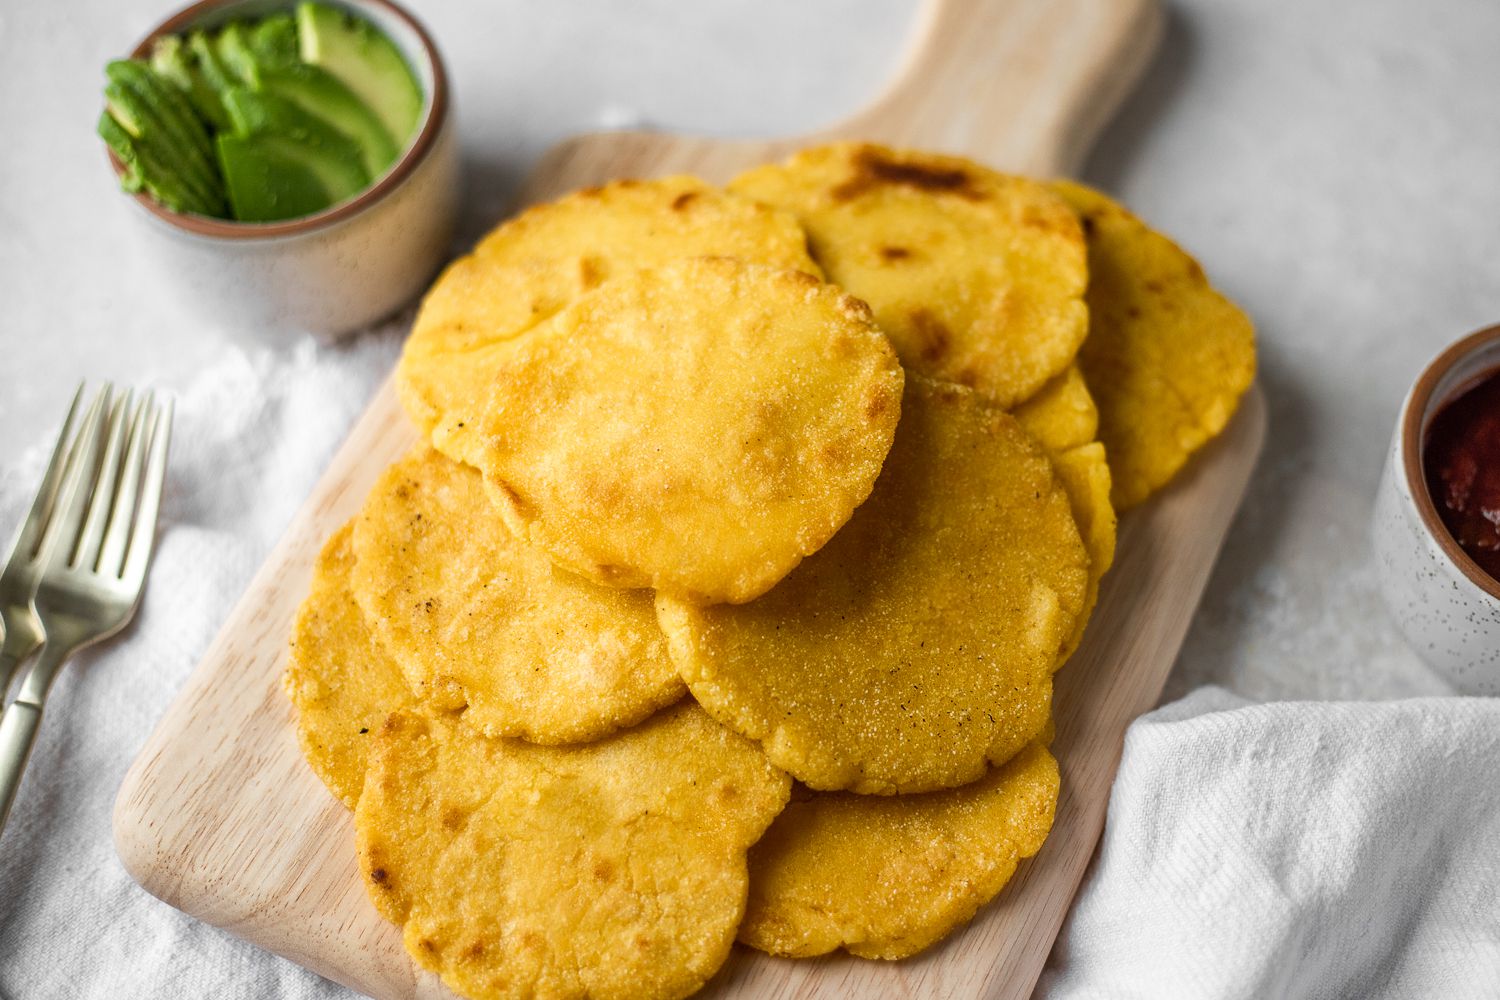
187 30 238 99
259 64 398 177
149 35 228 130
98 109 214 215
217 88 370 221
106 61 218 189
296 1 422 146
103 61 226 215
102 6 417 222
216 133 339 222
97 110 144 192
248 14 300 69
215 22 261 87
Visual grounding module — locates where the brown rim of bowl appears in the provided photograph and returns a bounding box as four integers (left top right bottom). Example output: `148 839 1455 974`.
1401 321 1500 602
105 0 448 239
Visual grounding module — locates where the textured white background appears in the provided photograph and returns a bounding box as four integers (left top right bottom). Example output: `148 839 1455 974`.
1 0 1498 995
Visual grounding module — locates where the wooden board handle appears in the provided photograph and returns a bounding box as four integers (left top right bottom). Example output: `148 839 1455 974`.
825 0 1163 175
515 0 1162 204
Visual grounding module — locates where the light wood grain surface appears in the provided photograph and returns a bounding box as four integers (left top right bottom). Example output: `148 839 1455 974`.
112 1 1266 997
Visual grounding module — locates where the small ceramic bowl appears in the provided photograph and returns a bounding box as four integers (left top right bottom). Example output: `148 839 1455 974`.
1373 323 1500 694
105 0 458 343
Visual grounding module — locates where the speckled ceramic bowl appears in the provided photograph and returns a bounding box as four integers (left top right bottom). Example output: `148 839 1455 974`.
104 0 457 343
1373 323 1500 694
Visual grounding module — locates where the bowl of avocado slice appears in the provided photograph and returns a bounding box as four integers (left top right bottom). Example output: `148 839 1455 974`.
100 0 457 340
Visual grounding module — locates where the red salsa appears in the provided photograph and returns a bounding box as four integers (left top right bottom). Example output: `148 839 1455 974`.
1424 365 1500 583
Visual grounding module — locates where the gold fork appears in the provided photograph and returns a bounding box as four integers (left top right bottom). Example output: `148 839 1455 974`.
0 385 87 695
0 385 172 836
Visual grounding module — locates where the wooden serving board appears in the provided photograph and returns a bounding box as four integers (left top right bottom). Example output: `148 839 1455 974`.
114 0 1268 996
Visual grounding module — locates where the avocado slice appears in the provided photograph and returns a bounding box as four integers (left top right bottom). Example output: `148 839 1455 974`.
101 8 417 222
248 14 300 69
106 60 220 192
259 64 398 177
217 133 340 222
296 2 422 146
149 35 228 130
103 62 226 215
187 30 239 98
97 110 145 192
218 87 370 221
215 22 261 87
99 110 215 215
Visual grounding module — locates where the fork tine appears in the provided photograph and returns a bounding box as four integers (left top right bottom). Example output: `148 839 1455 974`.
3 383 86 565
73 390 134 575
122 398 172 588
37 385 113 573
97 394 154 579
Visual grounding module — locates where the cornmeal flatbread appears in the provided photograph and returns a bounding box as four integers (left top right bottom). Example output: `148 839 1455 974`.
658 377 1087 794
283 524 413 808
398 176 822 462
356 704 791 1000
470 257 904 605
1052 180 1256 509
350 446 683 744
1012 370 1115 660
1051 441 1116 661
730 143 1088 407
473 175 821 276
740 742 1058 960
1013 365 1099 454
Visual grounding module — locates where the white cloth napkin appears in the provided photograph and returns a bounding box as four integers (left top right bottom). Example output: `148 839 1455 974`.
0 328 402 999
3 336 1498 998
1039 687 1500 1000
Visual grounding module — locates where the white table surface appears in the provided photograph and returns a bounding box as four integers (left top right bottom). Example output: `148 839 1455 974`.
1 0 1497 991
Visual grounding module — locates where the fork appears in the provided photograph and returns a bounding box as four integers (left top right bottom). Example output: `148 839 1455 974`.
0 385 172 835
0 385 87 696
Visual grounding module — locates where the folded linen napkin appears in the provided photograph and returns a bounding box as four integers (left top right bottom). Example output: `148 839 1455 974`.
1038 687 1500 1000
0 329 401 999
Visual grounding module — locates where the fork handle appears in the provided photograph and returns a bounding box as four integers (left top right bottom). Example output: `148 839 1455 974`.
0 699 42 837
0 646 24 697
0 635 41 701
0 636 68 837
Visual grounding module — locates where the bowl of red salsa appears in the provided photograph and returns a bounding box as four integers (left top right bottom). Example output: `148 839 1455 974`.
1374 323 1500 693
1423 362 1500 584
